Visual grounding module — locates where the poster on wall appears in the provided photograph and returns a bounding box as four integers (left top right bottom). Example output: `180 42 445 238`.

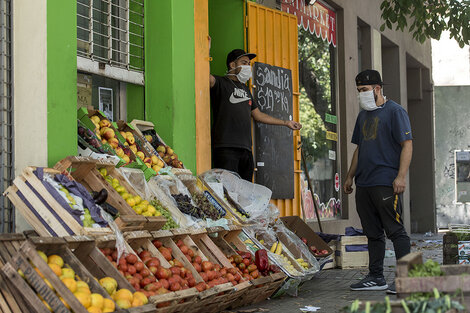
99 87 113 121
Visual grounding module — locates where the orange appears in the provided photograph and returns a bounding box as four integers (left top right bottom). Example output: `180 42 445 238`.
113 288 133 303
35 267 44 278
61 277 77 293
74 291 91 308
115 298 131 309
87 306 103 313
133 291 148 305
90 293 104 309
59 297 70 309
48 263 62 276
47 255 64 268
102 298 115 312
131 297 144 307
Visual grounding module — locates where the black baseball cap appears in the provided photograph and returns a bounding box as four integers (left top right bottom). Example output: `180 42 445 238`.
355 69 383 86
226 49 256 70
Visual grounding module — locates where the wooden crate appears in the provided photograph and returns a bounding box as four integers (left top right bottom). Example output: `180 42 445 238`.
396 252 470 308
54 156 166 232
0 234 30 313
337 236 369 269
1 237 157 313
205 226 286 308
4 166 113 237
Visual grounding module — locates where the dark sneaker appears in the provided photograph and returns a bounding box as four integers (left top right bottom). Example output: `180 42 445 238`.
350 275 388 291
386 281 396 294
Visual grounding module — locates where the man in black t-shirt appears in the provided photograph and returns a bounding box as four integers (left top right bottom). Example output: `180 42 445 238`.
210 48 302 181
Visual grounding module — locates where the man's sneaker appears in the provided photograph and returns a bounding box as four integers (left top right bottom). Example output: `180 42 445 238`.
350 275 388 291
386 281 396 294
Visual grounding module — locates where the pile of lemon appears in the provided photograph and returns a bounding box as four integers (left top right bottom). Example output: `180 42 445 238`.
32 251 116 312
99 168 162 217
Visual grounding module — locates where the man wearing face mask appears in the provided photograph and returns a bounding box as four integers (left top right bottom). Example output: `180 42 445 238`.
209 48 302 181
344 70 412 294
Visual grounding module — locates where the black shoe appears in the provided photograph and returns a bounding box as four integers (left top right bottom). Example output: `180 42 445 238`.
350 275 388 291
386 282 397 294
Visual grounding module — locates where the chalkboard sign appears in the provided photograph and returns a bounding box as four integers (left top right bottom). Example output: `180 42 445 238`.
253 62 294 199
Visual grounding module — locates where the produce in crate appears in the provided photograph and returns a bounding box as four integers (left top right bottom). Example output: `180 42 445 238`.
89 115 133 165
227 250 280 280
309 245 329 257
150 199 179 229
99 247 162 301
120 130 165 173
32 250 145 311
77 120 116 156
99 168 161 217
142 129 184 168
173 193 222 221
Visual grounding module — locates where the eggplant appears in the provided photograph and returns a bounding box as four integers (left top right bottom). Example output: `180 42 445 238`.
92 188 108 205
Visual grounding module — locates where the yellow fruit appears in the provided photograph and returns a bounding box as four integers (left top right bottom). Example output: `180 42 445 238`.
44 279 55 291
42 299 53 312
99 277 117 295
35 267 44 278
133 291 148 305
90 116 100 124
154 210 162 217
140 200 149 206
17 269 24 277
126 198 136 207
37 250 48 263
145 135 153 143
136 151 145 160
103 298 115 312
113 289 133 303
115 299 131 309
142 211 152 217
99 168 107 177
74 291 91 308
90 293 104 309
133 196 142 205
131 297 144 307
61 277 77 293
146 205 157 216
48 255 64 268
76 281 89 290
120 192 130 200
151 155 159 165
48 263 62 276
133 206 143 215
115 186 126 194
111 178 119 186
122 155 130 164
77 287 91 295
59 297 70 309
87 306 102 313
61 268 75 279
120 131 127 138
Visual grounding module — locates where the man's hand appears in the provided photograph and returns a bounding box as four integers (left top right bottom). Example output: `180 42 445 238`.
393 175 406 194
343 177 354 194
285 120 302 130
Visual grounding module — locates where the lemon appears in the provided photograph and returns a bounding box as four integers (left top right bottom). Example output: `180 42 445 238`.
99 168 107 177
154 210 162 217
90 293 104 309
74 291 91 308
133 206 143 215
120 192 130 200
115 186 126 194
146 205 156 216
126 198 136 207
140 200 149 206
133 196 142 205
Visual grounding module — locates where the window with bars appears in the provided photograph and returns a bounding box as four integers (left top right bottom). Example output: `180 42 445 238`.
0 0 13 233
77 0 144 74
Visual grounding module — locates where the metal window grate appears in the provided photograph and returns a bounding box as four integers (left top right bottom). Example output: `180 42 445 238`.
0 0 14 233
77 0 144 72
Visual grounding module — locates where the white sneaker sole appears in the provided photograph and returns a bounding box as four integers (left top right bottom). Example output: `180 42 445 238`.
350 284 388 291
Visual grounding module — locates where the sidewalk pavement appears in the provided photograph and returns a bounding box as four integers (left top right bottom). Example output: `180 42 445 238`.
231 233 443 313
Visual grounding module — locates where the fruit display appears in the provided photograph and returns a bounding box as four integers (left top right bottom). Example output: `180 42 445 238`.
98 168 162 217
267 241 303 276
150 199 179 229
99 276 148 310
77 119 115 155
30 250 125 312
142 129 184 169
172 193 222 221
309 244 329 257
192 193 223 220
226 250 279 281
119 129 165 174
89 115 134 165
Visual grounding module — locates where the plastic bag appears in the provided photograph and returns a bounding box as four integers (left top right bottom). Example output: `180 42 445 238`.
100 209 127 261
199 169 273 224
117 167 153 201
273 220 320 276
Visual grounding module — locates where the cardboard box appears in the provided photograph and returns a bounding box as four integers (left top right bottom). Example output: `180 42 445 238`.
279 216 333 258
336 236 369 269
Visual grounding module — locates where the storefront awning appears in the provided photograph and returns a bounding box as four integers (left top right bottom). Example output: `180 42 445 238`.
281 0 336 47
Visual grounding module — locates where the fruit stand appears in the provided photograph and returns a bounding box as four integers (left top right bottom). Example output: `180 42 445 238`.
0 110 333 312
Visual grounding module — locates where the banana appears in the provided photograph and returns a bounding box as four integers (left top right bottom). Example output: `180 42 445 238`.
270 242 278 253
275 242 283 255
244 239 254 245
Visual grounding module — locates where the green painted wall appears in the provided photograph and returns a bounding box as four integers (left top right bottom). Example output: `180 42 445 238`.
127 84 145 121
145 0 196 173
209 0 245 76
47 0 77 166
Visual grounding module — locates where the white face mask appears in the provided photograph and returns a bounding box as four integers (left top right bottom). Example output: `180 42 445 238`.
358 89 379 111
229 65 252 84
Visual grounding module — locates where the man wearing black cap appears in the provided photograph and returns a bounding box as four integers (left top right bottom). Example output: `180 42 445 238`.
344 69 412 294
209 48 302 181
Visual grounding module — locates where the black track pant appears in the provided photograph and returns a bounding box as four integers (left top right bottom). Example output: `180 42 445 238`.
356 186 411 278
212 147 254 181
